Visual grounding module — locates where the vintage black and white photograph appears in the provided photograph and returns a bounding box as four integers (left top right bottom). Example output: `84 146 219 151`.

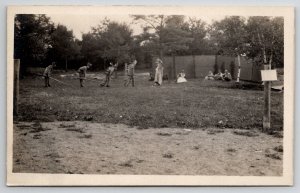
7 6 294 186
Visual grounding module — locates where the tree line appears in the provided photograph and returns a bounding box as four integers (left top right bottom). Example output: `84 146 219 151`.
14 14 283 76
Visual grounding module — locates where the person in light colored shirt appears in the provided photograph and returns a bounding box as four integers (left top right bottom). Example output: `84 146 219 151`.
205 71 214 80
177 70 187 83
124 60 137 87
77 62 92 87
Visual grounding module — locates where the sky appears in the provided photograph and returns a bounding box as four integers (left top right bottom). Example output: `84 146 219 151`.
47 14 226 40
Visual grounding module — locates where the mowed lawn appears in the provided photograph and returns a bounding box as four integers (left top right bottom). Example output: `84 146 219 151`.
17 71 283 131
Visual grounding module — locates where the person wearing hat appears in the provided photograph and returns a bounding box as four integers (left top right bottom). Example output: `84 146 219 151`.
43 62 56 87
77 62 92 87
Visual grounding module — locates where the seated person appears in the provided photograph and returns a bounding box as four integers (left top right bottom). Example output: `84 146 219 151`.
223 70 232 81
205 71 214 80
214 72 224 80
177 70 187 83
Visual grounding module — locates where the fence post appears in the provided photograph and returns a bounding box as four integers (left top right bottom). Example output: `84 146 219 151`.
172 55 176 80
192 55 196 78
263 64 271 132
14 59 20 116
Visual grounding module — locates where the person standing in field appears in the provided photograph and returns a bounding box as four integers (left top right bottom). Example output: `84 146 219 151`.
153 58 164 86
100 62 116 87
124 62 128 80
43 62 56 87
124 60 137 87
77 62 92 87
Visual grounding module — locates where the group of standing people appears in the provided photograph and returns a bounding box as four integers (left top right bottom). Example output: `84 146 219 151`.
44 58 234 88
42 57 169 88
43 59 140 88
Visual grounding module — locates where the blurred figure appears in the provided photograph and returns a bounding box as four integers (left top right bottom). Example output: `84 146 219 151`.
77 62 92 87
223 69 232 81
43 62 56 87
214 72 224 80
124 60 137 87
177 70 187 83
204 71 214 80
100 62 116 87
153 58 164 86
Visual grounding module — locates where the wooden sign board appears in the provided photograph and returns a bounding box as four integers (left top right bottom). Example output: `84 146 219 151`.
261 69 277 81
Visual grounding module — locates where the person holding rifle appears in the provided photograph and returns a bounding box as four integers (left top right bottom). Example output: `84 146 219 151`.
43 62 56 87
77 62 92 87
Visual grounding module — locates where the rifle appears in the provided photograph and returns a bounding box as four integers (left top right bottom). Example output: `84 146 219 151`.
34 73 75 87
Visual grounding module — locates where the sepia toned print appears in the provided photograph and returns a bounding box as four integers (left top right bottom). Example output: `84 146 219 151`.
7 6 294 186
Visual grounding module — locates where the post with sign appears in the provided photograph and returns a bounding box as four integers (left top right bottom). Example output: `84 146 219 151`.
261 66 277 132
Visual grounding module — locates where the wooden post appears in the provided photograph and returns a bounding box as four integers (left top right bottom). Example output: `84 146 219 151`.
65 57 68 72
14 59 20 116
172 55 176 80
192 55 196 78
263 64 271 132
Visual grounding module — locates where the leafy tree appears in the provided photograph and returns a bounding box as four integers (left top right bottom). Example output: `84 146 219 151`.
209 16 247 56
132 15 202 58
185 17 209 55
49 24 81 71
132 15 167 58
208 16 284 68
81 19 134 70
161 15 193 55
245 16 284 68
14 14 54 76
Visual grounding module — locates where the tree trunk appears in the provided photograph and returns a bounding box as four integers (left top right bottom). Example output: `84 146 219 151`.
257 32 268 64
159 44 163 59
172 54 176 79
263 64 271 132
65 57 68 72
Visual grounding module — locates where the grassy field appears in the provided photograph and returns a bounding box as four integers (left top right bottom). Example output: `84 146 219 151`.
17 71 283 132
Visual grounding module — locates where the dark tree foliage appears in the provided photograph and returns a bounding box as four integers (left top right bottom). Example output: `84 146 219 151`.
209 16 284 68
14 14 55 76
48 24 81 71
80 19 134 70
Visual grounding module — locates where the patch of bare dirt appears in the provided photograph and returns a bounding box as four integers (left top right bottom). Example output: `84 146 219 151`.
13 121 283 176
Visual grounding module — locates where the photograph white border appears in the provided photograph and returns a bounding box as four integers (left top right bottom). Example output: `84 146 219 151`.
6 5 295 186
